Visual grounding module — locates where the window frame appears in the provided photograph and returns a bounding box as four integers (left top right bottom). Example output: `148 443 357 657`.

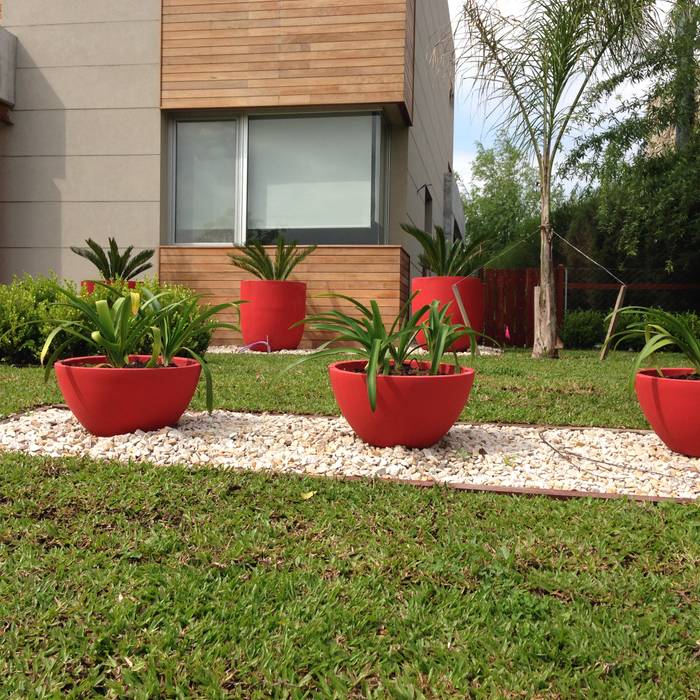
167 110 389 246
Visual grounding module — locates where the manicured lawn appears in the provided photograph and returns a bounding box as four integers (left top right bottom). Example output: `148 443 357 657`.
0 349 689 428
0 453 698 697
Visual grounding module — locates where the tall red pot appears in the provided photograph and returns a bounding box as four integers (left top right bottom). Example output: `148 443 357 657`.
81 280 137 294
635 368 700 457
329 360 475 448
55 355 201 437
411 276 485 351
239 280 306 351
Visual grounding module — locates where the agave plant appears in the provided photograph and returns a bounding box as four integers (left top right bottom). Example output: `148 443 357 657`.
229 236 316 280
401 224 494 277
70 237 155 281
140 289 241 411
288 293 480 410
606 306 700 379
40 284 163 376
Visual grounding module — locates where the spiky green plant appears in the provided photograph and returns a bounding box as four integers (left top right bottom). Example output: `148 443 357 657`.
288 293 481 410
401 224 494 277
605 306 700 380
70 238 154 281
228 236 317 281
40 284 162 376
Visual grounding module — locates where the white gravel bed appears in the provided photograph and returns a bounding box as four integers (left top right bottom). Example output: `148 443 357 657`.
1 408 698 500
208 344 502 356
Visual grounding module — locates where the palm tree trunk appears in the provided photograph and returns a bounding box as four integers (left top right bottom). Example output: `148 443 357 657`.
532 167 559 359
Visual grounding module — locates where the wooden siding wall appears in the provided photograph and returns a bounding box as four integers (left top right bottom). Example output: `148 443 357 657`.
160 245 410 347
161 0 415 118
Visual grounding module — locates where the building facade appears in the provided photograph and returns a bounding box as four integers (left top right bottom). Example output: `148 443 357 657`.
0 0 463 345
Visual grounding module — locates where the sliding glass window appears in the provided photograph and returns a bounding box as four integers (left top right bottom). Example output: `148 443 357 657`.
169 113 387 245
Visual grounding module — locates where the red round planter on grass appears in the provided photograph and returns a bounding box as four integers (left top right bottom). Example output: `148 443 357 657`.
55 355 201 437
635 368 700 457
239 280 306 351
329 360 475 448
411 276 485 351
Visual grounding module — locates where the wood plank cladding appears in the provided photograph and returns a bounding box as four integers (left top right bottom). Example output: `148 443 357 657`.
161 0 416 121
160 245 411 346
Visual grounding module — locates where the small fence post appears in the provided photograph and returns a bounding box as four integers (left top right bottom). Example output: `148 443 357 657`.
599 285 627 361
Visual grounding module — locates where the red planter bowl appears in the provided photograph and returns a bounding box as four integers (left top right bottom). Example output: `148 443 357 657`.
239 280 306 351
81 280 137 294
411 276 485 351
329 360 475 448
635 368 700 457
55 355 202 437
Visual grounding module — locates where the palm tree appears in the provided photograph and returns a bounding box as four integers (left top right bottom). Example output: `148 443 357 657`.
455 0 656 357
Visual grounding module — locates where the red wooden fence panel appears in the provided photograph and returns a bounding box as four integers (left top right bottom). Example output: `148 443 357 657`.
483 266 566 347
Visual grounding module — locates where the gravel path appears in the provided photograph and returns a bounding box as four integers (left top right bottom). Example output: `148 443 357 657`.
1 408 698 500
207 344 502 356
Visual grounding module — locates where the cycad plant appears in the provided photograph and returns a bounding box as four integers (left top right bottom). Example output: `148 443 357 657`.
70 238 154 281
229 236 317 280
605 306 700 379
288 293 480 410
401 224 493 277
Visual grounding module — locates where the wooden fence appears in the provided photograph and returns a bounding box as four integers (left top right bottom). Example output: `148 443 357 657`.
483 266 566 347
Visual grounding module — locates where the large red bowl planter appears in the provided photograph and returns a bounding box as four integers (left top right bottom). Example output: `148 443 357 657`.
239 279 306 351
328 360 475 448
411 276 484 351
81 279 137 294
55 355 202 437
635 368 700 457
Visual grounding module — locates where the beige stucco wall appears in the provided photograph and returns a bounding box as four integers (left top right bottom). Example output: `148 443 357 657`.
0 0 161 283
388 0 456 278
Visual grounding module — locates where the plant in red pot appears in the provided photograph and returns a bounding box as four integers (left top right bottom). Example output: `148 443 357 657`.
70 237 155 293
288 294 481 448
41 283 238 437
605 307 700 457
402 224 494 351
229 237 316 351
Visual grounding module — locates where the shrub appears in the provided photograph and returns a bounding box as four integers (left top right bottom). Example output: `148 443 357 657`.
560 310 606 349
0 275 214 365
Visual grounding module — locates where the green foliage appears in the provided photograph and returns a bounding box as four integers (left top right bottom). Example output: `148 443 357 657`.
70 237 154 281
0 276 214 366
560 310 607 349
289 293 479 411
400 224 495 276
229 236 317 280
461 135 549 268
607 306 700 377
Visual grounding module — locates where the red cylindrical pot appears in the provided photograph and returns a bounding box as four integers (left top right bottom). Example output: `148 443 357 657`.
411 276 485 351
81 280 137 294
329 360 475 448
635 368 700 457
55 355 201 437
239 280 306 351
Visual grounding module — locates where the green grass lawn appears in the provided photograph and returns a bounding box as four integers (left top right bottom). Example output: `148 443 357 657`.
1 453 698 698
0 349 689 428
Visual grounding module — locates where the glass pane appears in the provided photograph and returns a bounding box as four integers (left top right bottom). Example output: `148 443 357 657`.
247 115 373 237
175 121 237 243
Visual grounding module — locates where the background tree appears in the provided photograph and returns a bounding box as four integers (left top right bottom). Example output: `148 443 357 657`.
455 0 656 358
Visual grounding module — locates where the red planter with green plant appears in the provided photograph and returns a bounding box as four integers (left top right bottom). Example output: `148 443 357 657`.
55 355 201 437
607 307 700 457
230 237 316 351
402 224 490 351
289 294 480 448
330 360 475 448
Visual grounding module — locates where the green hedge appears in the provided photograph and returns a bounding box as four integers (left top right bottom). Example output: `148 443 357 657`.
0 276 214 366
561 308 700 350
